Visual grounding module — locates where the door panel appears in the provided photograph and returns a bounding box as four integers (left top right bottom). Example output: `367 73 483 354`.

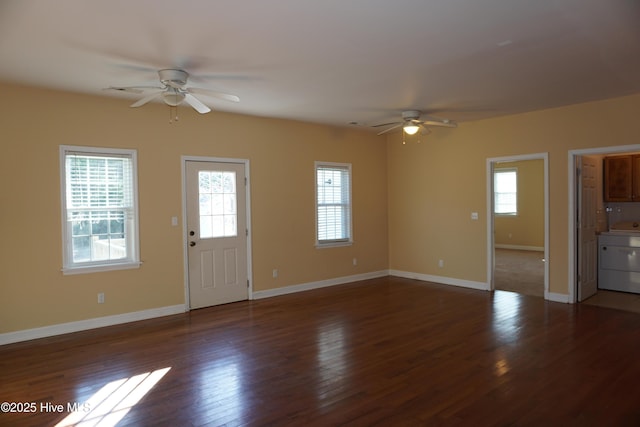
223 247 238 285
200 250 215 289
186 160 248 309
578 156 598 301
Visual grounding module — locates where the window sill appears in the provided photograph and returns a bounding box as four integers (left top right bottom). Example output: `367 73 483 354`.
62 261 142 275
315 241 353 249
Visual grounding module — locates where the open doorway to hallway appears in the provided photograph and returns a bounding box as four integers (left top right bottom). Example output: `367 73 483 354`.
487 153 548 298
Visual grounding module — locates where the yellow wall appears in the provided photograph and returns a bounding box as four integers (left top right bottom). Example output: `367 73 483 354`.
3 80 640 336
494 160 544 248
0 83 388 333
388 93 640 295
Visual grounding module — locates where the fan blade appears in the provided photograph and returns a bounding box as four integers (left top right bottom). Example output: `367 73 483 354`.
377 123 403 136
187 87 240 103
372 121 401 128
103 86 145 94
422 120 457 128
184 93 212 114
104 85 166 96
130 90 163 108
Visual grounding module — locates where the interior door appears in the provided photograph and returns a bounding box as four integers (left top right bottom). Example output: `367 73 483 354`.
577 155 598 301
186 160 248 309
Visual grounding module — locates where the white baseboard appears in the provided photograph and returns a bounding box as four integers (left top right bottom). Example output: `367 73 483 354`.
389 270 490 291
495 244 545 252
390 269 573 303
2 271 573 346
545 291 570 303
252 270 389 299
0 304 186 346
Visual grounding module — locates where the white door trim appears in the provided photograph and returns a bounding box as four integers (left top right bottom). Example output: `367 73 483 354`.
486 153 549 297
181 155 253 309
567 144 640 303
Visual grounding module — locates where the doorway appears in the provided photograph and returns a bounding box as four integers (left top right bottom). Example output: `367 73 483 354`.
569 144 640 305
182 157 252 309
486 153 549 298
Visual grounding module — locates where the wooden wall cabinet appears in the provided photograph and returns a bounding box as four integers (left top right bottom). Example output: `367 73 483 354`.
604 155 640 202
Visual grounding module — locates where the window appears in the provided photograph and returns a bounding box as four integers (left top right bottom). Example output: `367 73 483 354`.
198 170 237 239
60 146 140 274
315 162 352 247
494 168 517 215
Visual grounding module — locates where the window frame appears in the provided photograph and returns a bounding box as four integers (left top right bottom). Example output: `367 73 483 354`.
493 167 518 216
59 145 141 274
315 161 353 248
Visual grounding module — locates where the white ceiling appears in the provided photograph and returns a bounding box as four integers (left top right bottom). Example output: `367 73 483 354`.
1 0 639 129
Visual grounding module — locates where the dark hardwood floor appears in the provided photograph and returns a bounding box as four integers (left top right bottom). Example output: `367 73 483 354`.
3 276 640 426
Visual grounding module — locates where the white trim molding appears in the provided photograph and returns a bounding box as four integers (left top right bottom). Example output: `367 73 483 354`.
252 270 389 299
389 270 490 291
390 269 572 304
494 244 545 252
545 292 570 304
486 153 550 299
0 304 185 346
1 274 573 346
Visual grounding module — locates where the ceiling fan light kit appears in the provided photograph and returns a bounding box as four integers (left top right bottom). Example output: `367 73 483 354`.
163 88 185 106
373 109 457 142
403 124 420 135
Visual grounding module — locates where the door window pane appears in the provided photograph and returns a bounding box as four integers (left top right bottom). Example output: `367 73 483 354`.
198 171 238 238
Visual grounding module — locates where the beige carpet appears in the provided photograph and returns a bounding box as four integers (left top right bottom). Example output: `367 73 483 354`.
494 248 640 313
494 248 545 297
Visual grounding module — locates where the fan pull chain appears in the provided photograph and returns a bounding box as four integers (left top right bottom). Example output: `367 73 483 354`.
168 105 179 124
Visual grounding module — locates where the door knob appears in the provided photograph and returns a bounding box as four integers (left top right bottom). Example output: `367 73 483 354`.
190 241 196 247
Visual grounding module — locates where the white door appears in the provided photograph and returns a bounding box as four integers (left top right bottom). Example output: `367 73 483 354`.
577 156 598 301
186 160 248 309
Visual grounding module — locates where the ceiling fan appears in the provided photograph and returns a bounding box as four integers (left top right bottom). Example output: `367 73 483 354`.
105 68 240 115
373 110 457 136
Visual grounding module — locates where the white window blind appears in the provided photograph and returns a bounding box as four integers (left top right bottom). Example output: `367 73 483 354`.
315 162 352 246
60 146 140 273
494 168 518 215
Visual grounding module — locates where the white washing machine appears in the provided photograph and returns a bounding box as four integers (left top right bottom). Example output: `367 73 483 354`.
598 223 640 294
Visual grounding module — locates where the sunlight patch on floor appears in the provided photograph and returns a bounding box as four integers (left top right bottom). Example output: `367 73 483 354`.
54 367 171 427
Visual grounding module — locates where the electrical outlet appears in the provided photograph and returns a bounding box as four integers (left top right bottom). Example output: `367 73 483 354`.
97 292 105 304
353 258 358 266
272 269 278 278
438 259 444 268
